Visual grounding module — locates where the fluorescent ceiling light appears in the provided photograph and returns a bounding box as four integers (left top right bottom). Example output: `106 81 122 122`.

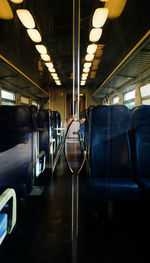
27 29 42 43
82 73 88 77
82 75 88 80
56 81 61 85
35 45 47 54
45 62 53 69
48 67 56 73
10 0 23 3
87 44 97 54
41 54 50 61
85 54 94 62
51 73 58 78
16 9 35 29
92 8 108 28
89 28 102 42
83 68 90 73
84 62 92 68
81 81 86 86
0 0 13 20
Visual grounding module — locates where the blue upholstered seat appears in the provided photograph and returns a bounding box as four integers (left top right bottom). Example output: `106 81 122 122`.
0 106 35 197
89 105 138 200
37 109 51 162
90 178 138 200
0 214 8 245
131 105 150 198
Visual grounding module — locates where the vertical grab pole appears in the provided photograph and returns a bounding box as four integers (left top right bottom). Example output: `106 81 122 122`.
73 0 80 120
72 2 80 263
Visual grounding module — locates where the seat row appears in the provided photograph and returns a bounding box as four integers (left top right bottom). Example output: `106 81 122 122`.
0 105 62 198
80 105 150 200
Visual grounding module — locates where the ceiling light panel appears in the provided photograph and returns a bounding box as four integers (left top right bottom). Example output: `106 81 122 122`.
83 68 90 73
35 45 47 54
51 73 58 78
87 44 97 54
81 81 86 86
16 9 35 29
48 68 56 73
84 62 92 68
85 54 94 62
27 29 42 42
89 28 102 42
92 8 108 28
10 0 23 3
41 54 50 61
45 62 53 69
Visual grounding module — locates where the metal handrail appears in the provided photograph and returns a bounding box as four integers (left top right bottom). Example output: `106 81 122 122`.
64 119 87 175
0 188 17 234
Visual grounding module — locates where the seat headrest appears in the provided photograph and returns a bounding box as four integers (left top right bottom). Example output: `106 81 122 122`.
131 105 150 129
91 105 130 132
0 106 33 130
37 109 51 128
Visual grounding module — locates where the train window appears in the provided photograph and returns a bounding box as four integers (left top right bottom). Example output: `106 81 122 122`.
112 96 119 104
124 90 135 101
123 89 135 109
142 98 150 105
21 96 29 104
1 90 15 101
140 84 150 105
1 90 16 105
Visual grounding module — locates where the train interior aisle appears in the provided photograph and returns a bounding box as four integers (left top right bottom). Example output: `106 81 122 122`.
1 136 150 263
1 0 150 262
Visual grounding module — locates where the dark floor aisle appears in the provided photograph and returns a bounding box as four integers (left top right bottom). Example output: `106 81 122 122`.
1 149 150 263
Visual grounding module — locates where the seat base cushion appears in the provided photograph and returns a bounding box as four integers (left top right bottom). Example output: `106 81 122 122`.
90 178 139 200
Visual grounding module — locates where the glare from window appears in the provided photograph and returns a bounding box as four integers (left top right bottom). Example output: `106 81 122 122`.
21 96 29 104
124 101 135 109
142 98 150 105
124 90 135 101
140 84 150 98
112 96 119 104
32 101 37 106
1 90 15 101
2 101 15 106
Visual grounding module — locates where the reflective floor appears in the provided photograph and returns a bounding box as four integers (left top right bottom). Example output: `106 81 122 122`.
0 149 150 262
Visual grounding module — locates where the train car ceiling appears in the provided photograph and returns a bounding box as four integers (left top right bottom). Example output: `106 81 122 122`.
0 0 150 100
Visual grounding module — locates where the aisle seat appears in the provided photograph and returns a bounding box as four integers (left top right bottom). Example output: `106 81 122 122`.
0 188 17 245
37 109 51 164
89 105 138 200
0 106 35 197
131 105 150 198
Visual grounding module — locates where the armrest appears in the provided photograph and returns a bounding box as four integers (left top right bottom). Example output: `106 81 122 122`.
0 188 17 234
38 150 45 159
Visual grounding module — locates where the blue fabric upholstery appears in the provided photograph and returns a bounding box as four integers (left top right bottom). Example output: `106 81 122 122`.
90 178 138 200
37 109 51 162
0 214 8 244
89 105 138 200
51 111 61 150
131 105 150 198
0 106 35 197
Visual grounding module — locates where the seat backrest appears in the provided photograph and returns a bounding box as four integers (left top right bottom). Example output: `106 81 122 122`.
0 106 35 196
89 105 132 179
131 105 150 178
37 109 51 160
